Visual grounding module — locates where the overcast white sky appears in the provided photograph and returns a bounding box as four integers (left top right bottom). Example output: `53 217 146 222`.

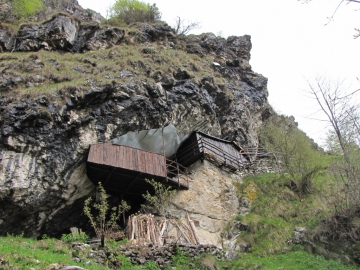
78 0 360 146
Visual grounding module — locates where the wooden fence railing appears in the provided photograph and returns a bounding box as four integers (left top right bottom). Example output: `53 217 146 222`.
166 159 192 188
175 137 250 171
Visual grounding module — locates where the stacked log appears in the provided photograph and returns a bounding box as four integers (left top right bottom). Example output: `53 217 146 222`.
126 213 200 246
126 214 162 246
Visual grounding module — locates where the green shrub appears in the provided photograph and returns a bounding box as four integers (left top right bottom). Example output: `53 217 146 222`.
61 231 88 243
0 0 43 23
108 0 161 25
260 115 324 196
12 0 43 19
84 182 130 247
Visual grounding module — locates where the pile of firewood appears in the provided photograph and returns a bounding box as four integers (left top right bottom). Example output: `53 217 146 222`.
126 211 200 246
126 214 162 246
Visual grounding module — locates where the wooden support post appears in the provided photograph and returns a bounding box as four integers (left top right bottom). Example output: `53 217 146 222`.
186 211 200 245
121 194 126 226
177 162 180 187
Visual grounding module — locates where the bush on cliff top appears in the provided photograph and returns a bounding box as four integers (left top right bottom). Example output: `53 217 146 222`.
107 0 161 26
0 0 43 25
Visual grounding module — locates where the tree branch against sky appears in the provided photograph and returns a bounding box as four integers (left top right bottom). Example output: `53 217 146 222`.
300 0 360 37
307 77 360 159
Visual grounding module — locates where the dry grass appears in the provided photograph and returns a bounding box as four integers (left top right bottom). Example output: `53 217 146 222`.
1 35 222 102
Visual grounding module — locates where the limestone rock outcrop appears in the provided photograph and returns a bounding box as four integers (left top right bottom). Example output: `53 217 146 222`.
0 13 269 237
168 160 242 247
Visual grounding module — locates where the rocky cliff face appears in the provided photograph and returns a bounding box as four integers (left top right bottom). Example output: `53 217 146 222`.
168 160 242 247
0 14 269 237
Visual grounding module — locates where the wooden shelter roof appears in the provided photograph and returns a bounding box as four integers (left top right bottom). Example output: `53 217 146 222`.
87 143 189 200
175 131 250 171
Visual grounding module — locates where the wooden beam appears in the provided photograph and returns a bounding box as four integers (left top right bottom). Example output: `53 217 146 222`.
103 167 116 186
123 172 143 194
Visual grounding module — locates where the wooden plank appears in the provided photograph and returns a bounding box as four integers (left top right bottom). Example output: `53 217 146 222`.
133 149 140 172
153 155 158 176
146 152 151 175
136 150 143 172
133 148 137 172
143 151 147 174
104 143 109 165
90 145 95 163
119 145 125 168
129 147 134 171
106 144 111 166
108 143 113 165
151 154 156 176
108 144 115 167
88 146 93 162
94 144 99 163
125 146 129 170
131 147 135 171
141 151 146 173
134 148 139 172
145 152 151 175
117 145 121 169
158 155 163 177
155 154 161 176
112 144 118 168
161 156 165 176
115 144 120 168
102 143 106 165
99 143 104 165
163 156 166 176
127 147 131 171
155 154 159 176
91 145 99 163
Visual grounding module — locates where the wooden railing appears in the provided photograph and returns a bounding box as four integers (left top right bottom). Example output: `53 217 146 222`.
175 137 250 171
165 159 192 188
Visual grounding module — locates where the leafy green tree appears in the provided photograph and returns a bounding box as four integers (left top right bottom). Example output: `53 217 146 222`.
0 0 43 24
108 0 161 25
260 115 323 196
84 182 130 247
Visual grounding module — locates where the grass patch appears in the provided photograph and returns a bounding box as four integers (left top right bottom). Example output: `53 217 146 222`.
224 250 358 270
0 234 103 269
232 171 334 256
1 34 220 102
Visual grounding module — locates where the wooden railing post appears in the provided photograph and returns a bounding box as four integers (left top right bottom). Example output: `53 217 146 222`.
165 158 168 182
177 162 180 187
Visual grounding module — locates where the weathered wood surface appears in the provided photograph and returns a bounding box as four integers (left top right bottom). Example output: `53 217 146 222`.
88 143 166 177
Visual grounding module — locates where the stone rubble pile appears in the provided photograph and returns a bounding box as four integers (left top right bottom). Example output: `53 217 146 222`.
118 243 224 268
69 242 224 269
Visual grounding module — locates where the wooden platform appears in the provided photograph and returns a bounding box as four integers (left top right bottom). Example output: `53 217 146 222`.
87 143 190 200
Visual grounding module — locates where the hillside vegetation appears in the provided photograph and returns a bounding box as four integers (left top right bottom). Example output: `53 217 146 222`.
1 170 359 269
1 0 359 269
0 40 217 99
